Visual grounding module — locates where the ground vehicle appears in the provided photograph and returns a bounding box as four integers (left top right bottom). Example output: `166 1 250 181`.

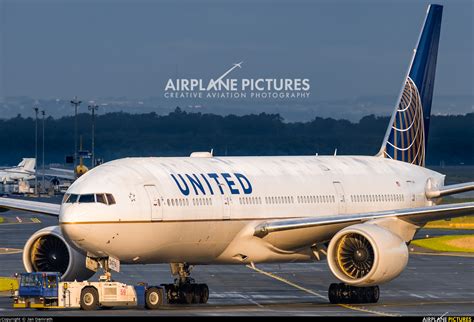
13 272 165 310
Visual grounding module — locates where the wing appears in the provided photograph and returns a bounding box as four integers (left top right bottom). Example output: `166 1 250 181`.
0 197 60 217
254 202 474 237
1 169 34 175
426 182 474 198
40 168 76 181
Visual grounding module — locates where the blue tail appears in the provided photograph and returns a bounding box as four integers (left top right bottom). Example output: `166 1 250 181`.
379 4 443 167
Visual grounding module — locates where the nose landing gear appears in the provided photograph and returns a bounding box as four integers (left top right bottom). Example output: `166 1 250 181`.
328 283 379 304
162 263 209 304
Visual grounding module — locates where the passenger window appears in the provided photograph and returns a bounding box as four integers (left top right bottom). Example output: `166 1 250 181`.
78 194 95 203
106 194 116 205
96 194 107 205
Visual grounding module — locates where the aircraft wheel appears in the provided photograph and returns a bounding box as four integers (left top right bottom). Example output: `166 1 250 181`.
328 283 379 304
190 284 201 303
181 284 194 304
165 284 178 304
199 284 209 304
369 286 379 303
328 283 340 304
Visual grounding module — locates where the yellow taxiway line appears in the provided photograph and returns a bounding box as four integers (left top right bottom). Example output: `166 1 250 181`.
0 248 22 255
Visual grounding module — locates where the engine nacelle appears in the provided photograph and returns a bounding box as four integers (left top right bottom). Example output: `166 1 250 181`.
23 226 95 281
327 223 409 286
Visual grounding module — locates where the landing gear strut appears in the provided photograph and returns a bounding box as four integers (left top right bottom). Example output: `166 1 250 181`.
328 283 379 304
96 257 113 282
162 263 209 304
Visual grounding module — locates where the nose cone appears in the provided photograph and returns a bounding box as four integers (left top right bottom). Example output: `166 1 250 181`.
60 223 90 244
59 204 90 248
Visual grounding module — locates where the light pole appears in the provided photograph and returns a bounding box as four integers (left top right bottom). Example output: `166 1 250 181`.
33 106 39 196
88 103 99 168
70 97 82 169
41 110 46 193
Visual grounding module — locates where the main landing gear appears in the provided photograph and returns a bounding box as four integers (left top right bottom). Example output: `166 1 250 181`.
162 263 209 304
328 283 379 304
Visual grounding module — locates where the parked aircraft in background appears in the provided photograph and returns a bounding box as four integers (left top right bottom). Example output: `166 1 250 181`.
0 158 36 184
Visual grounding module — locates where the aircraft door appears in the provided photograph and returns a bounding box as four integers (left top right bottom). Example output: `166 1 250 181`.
220 183 231 220
144 185 163 221
333 181 347 214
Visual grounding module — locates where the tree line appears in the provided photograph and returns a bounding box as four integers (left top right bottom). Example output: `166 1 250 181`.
0 108 472 166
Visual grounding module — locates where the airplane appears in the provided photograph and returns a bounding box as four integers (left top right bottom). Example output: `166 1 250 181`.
1 4 473 306
0 157 77 184
0 158 36 184
206 61 244 90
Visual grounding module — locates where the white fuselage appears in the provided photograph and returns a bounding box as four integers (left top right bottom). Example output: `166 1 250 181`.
59 155 444 265
0 168 34 183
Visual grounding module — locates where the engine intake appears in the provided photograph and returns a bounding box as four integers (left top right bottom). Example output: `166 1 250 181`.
30 234 70 273
334 233 375 279
327 223 409 286
23 226 95 281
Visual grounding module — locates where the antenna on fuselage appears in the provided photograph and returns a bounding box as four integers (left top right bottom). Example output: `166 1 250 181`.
334 149 337 156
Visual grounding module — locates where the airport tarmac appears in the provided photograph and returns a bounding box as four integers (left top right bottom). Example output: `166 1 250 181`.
0 207 473 316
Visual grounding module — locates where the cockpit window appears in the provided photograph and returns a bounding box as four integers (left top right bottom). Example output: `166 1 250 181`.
62 193 115 205
106 194 116 205
62 194 69 203
64 194 79 203
78 194 95 203
96 194 107 204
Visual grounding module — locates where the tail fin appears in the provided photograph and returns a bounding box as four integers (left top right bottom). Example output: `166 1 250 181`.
378 4 443 167
18 158 36 172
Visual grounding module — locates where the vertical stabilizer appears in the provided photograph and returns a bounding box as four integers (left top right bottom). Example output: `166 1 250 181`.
19 158 36 172
379 4 443 167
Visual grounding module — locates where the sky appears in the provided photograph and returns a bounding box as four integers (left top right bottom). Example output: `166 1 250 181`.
0 0 473 103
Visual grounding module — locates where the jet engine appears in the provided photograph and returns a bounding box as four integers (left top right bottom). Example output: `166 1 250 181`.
327 223 409 286
23 226 95 281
